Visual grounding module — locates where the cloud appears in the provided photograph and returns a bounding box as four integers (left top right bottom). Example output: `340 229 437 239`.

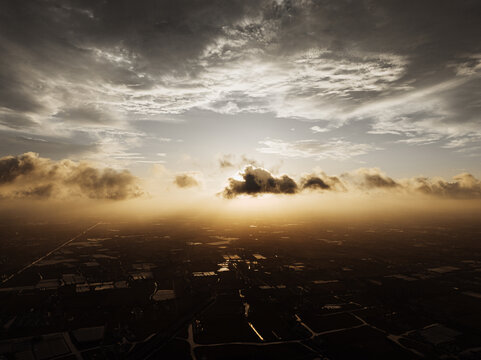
302 176 329 190
221 166 481 199
407 173 481 199
218 154 262 169
0 1 265 132
0 111 38 130
174 174 199 188
53 105 118 125
343 168 400 190
257 138 380 160
218 154 235 168
222 166 297 198
191 49 407 122
341 168 481 198
310 126 329 133
0 132 99 161
0 152 142 200
0 152 38 184
301 173 345 192
14 184 54 199
1 0 481 161
64 166 142 200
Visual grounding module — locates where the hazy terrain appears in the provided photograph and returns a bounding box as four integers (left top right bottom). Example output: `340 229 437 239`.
1 215 480 359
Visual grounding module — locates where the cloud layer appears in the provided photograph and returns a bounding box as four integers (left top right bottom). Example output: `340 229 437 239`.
258 138 381 160
1 0 481 163
2 154 479 202
0 153 142 200
222 166 481 199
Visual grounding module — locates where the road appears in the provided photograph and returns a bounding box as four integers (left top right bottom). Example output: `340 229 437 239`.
182 306 423 360
1 222 100 286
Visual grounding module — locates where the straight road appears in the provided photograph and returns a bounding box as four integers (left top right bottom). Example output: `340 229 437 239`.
1 222 100 286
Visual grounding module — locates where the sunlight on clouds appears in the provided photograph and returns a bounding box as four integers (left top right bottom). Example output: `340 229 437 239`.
310 125 330 133
1 0 480 173
85 47 408 123
257 138 381 161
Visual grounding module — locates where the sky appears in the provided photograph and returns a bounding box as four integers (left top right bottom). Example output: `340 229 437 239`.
1 0 481 213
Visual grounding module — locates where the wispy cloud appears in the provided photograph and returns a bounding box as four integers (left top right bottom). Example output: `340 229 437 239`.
257 138 380 160
310 126 330 133
1 0 481 163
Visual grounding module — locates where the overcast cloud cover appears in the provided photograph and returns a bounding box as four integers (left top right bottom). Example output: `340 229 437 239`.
1 0 480 198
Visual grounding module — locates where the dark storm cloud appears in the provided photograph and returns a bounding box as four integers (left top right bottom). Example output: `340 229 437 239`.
174 174 199 188
222 166 298 198
0 153 142 200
